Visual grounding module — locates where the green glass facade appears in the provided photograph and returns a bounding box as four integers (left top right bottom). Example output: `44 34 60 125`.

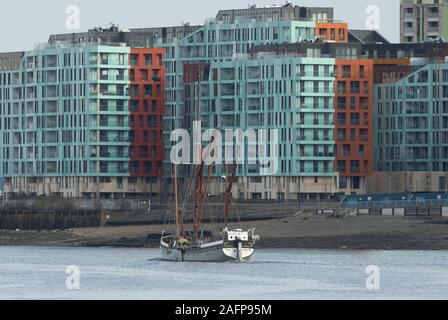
0 44 131 184
0 44 140 197
160 19 317 175
184 54 336 178
374 63 448 172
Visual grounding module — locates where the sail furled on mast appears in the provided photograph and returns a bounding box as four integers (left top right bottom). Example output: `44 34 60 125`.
192 162 212 243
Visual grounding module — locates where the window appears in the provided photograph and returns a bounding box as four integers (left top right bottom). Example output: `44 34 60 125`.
338 81 346 94
145 161 153 174
144 54 153 66
352 177 360 189
440 176 446 191
339 177 348 189
342 65 351 78
351 81 360 94
359 65 365 78
130 54 138 66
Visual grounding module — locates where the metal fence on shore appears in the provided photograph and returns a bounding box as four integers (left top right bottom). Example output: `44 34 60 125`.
1 197 448 212
346 199 448 210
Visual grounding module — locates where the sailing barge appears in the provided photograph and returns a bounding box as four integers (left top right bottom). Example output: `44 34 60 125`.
160 164 260 262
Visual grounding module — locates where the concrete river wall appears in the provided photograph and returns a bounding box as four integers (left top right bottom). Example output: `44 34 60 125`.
0 210 101 230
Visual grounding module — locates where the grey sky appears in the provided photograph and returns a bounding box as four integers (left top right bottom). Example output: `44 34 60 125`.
0 0 400 52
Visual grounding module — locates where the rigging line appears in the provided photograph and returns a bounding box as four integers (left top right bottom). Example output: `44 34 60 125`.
194 163 213 241
181 175 193 214
234 202 243 229
202 165 217 233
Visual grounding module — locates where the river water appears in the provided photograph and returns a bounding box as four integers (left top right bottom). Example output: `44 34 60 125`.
0 246 447 300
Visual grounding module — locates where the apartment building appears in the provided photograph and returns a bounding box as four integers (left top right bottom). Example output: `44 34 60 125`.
182 53 338 200
129 48 165 178
250 42 375 196
160 19 317 177
316 22 349 43
216 2 333 23
371 62 448 193
49 24 202 47
334 60 373 194
48 3 333 47
0 43 165 199
400 0 448 43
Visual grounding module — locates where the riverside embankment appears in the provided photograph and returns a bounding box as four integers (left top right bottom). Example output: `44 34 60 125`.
1 213 448 250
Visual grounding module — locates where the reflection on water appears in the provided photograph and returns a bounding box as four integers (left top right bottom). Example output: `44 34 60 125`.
0 246 447 300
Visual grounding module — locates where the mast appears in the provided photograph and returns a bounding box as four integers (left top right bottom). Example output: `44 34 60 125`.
192 64 204 244
173 164 184 237
224 163 238 228
193 162 204 243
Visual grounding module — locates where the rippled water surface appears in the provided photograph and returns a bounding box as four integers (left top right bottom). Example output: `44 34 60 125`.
1 246 447 300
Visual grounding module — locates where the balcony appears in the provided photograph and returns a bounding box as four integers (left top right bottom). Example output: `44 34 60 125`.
221 89 235 96
403 28 416 36
247 71 260 80
115 136 130 143
313 152 334 158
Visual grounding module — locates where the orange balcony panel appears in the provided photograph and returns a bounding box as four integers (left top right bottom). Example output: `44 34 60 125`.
315 22 348 43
